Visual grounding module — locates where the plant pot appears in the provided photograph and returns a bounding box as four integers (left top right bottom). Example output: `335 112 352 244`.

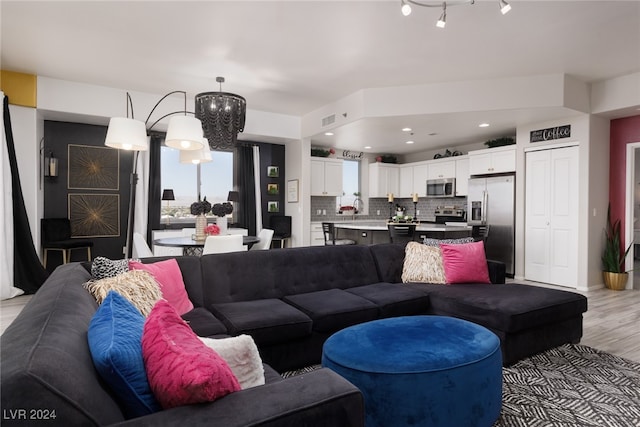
603 271 629 291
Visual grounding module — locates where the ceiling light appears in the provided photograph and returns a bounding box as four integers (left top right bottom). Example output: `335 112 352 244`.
406 140 415 144
364 146 372 149
402 127 412 132
401 0 412 16
195 76 246 150
436 3 447 28
499 0 511 15
479 123 490 128
325 132 334 136
400 0 512 27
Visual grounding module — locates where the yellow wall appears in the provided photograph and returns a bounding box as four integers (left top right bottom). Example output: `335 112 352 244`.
0 70 37 108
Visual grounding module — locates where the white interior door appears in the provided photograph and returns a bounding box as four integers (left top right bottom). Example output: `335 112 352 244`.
525 146 579 287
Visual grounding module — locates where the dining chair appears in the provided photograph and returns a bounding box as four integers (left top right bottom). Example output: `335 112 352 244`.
322 222 356 246
41 218 93 268
270 215 292 248
387 223 417 245
250 228 274 251
132 232 154 258
472 225 490 243
202 234 245 255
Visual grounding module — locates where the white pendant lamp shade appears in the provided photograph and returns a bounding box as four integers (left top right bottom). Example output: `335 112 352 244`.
179 141 212 164
165 116 205 151
105 117 149 151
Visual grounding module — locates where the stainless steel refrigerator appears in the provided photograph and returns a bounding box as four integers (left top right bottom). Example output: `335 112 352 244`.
467 174 515 276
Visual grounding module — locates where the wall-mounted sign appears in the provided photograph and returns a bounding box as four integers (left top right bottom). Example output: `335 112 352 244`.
340 150 364 160
530 125 571 143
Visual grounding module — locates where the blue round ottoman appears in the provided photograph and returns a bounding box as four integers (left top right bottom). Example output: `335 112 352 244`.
322 316 502 427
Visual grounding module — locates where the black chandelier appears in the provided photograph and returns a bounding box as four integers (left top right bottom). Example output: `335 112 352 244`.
195 76 247 150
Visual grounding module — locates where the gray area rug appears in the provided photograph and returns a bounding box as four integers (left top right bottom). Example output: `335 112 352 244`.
283 344 640 427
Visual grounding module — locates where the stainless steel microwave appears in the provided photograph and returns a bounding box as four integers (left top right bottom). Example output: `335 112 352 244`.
426 178 456 198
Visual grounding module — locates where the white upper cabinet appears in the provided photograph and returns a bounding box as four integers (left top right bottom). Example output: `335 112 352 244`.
455 157 469 196
427 160 456 179
468 146 516 175
369 163 400 198
311 158 343 196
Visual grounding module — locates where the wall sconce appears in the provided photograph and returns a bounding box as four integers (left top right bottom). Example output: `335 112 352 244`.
44 151 58 178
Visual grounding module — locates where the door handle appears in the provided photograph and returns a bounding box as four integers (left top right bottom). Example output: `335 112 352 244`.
482 191 488 224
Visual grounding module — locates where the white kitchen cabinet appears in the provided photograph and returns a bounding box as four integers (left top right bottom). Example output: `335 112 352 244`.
412 164 429 197
427 160 456 179
468 146 516 175
310 222 325 246
455 157 469 196
311 158 343 196
399 165 414 198
369 163 400 198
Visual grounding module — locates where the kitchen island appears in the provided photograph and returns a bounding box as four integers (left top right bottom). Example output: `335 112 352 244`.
332 221 472 245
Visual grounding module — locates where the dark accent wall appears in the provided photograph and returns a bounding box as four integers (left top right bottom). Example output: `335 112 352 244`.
44 121 133 263
610 115 640 242
251 141 285 228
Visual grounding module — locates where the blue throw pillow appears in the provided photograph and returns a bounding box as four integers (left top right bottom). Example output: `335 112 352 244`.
88 291 161 418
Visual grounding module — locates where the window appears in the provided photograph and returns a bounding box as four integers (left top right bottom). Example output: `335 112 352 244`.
337 159 361 213
160 147 234 222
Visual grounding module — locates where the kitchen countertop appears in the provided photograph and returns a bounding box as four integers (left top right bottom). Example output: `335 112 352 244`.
333 221 471 232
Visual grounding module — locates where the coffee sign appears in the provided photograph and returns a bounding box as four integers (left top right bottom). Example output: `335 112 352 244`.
530 125 571 143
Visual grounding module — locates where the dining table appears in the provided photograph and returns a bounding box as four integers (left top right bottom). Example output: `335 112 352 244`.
154 235 260 256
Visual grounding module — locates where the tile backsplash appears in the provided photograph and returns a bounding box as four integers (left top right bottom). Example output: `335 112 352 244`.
311 196 466 222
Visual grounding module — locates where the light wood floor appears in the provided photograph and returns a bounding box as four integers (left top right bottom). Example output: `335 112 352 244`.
2 286 639 363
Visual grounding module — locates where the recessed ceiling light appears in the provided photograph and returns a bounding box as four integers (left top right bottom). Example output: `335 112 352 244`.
479 123 490 128
428 132 438 136
402 127 412 132
324 132 334 136
364 146 372 149
406 140 415 144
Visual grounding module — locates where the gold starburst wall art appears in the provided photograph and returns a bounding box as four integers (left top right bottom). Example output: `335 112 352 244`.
68 144 119 190
68 194 120 237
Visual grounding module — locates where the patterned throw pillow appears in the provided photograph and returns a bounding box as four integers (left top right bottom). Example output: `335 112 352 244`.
91 256 139 280
423 237 474 247
142 300 241 409
402 241 446 284
88 291 161 418
84 270 162 316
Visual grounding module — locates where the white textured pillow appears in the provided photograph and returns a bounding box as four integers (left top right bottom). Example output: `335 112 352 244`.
199 335 265 389
84 270 162 317
402 241 446 284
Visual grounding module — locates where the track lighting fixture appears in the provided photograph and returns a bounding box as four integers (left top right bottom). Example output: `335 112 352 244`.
436 3 446 28
400 0 511 27
499 0 511 15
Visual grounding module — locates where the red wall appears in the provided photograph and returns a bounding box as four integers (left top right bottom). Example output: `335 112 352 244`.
610 115 640 242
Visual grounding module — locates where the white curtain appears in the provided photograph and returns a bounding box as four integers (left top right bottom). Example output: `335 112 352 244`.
133 144 150 242
253 145 262 233
1 92 24 300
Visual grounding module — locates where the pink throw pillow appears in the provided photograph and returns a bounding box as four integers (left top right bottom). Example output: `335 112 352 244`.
142 300 240 409
440 241 491 284
129 259 194 315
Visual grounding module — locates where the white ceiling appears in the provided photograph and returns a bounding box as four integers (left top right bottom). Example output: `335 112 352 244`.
2 0 639 155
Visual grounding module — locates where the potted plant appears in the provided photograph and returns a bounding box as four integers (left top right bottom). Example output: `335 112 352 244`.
602 204 633 290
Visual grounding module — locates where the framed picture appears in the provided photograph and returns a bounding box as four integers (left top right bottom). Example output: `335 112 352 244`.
267 201 279 213
267 183 279 195
267 166 279 178
68 194 120 237
68 144 119 190
287 179 299 203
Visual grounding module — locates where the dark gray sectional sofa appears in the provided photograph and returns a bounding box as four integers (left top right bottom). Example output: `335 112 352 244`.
1 243 588 426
